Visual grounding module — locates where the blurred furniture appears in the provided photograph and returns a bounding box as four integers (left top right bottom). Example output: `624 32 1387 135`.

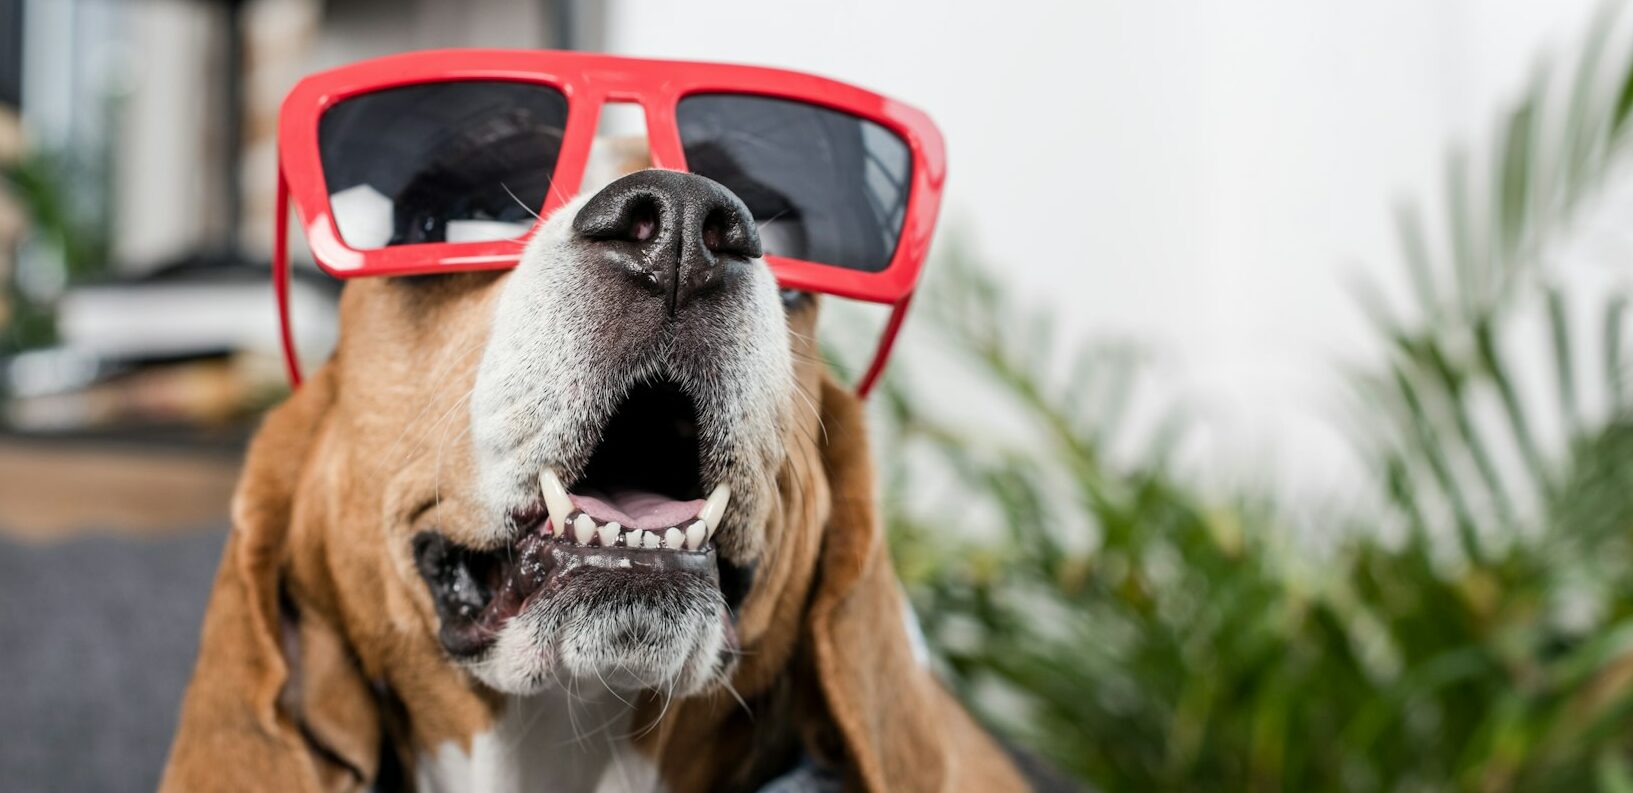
0 429 244 541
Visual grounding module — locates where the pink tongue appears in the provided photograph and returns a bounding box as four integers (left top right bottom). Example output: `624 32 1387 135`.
570 489 704 531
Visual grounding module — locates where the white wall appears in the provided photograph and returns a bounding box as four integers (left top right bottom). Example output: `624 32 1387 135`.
603 0 1604 502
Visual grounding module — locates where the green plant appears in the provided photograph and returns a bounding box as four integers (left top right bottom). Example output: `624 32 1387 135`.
2 150 112 352
865 6 1633 791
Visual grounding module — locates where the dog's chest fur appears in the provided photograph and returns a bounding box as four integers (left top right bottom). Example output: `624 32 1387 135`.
416 689 663 793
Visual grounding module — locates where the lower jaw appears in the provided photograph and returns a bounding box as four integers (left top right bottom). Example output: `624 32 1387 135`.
428 530 737 659
473 589 740 698
531 571 739 694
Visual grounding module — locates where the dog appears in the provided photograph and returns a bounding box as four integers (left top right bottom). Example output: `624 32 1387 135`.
160 167 1030 791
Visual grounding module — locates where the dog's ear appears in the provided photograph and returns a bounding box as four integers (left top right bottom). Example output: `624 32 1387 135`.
807 379 1030 793
162 369 382 792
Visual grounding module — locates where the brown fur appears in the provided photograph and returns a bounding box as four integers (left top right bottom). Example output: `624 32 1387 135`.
162 270 1027 791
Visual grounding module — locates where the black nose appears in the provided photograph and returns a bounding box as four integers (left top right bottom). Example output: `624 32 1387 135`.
572 170 762 314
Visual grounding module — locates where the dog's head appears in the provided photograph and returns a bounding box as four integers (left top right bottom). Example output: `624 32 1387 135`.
163 168 1025 793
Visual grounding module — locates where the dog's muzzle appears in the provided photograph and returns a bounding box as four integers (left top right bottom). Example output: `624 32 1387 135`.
435 169 790 685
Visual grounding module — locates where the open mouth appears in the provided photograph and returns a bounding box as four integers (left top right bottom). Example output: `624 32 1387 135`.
414 378 737 657
540 378 729 551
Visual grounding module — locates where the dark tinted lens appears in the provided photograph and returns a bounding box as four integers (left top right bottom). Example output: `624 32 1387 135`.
319 81 567 249
677 93 911 272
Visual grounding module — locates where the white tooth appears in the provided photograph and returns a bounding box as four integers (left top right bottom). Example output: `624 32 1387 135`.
598 522 620 547
664 528 685 549
699 484 731 537
573 514 597 545
642 531 662 549
685 520 706 550
540 469 575 536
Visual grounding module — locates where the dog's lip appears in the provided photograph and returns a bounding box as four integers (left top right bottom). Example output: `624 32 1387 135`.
420 522 723 658
544 539 719 582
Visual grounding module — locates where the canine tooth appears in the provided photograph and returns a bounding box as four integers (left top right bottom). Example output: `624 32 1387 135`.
664 527 685 549
699 484 730 537
573 514 596 545
641 531 662 549
685 520 706 550
540 470 574 536
598 522 620 547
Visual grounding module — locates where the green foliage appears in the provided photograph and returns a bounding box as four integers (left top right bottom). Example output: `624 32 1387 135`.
870 6 1633 791
1 151 113 352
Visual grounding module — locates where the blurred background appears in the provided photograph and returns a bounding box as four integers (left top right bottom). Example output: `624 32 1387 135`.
6 0 1633 790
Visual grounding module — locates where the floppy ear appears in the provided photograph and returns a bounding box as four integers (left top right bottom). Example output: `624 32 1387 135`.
807 379 1030 793
161 369 384 792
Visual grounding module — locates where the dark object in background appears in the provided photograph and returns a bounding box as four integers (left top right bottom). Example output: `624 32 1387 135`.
0 528 224 791
0 0 20 109
0 261 336 434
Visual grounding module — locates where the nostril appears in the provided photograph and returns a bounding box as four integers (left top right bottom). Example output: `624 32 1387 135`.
701 214 724 253
700 207 758 258
575 192 663 244
629 201 658 243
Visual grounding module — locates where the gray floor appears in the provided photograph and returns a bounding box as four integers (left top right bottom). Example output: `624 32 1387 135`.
0 528 225 792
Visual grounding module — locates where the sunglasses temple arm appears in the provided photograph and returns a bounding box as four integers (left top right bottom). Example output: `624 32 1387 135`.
274 169 304 388
856 294 914 399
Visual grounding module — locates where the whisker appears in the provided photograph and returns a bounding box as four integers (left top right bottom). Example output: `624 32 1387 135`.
720 678 753 719
500 181 544 221
562 674 587 746
400 345 483 455
388 337 487 464
431 387 478 512
632 676 678 741
753 208 793 239
561 699 631 749
791 381 828 446
504 688 554 754
408 381 478 464
605 724 637 792
592 665 635 708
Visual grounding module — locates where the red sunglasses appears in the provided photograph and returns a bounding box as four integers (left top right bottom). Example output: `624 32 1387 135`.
273 49 946 396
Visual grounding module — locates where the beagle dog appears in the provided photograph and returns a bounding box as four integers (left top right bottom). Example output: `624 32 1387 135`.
161 168 1030 792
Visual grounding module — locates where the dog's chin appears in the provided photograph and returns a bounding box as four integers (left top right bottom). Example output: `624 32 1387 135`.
475 567 735 697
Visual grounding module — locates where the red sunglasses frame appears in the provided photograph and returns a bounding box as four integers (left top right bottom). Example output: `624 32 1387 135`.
273 49 946 397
